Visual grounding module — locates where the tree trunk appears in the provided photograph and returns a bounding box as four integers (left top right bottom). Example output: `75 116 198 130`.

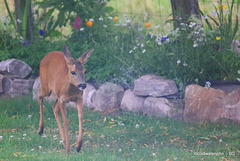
171 0 201 28
14 0 34 40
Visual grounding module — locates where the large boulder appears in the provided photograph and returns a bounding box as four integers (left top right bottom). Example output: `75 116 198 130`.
83 83 96 109
0 74 12 95
0 59 32 79
9 79 34 97
133 75 178 97
184 84 240 124
143 97 182 118
91 82 124 111
222 88 240 124
120 89 146 113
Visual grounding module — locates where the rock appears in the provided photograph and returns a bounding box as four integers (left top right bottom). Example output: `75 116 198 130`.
143 97 181 117
83 83 96 109
91 82 124 111
0 59 32 79
120 89 146 112
184 84 225 123
0 74 12 95
222 88 240 124
9 79 34 97
232 40 240 54
133 75 178 97
32 77 58 102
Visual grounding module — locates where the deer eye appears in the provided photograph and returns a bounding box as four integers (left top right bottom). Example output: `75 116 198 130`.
71 71 76 75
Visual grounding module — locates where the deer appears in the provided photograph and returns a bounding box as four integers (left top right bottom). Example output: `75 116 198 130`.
38 44 94 153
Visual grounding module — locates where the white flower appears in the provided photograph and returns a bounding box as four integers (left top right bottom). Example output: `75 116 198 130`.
122 23 127 26
48 118 50 120
100 134 105 139
99 17 104 21
194 31 199 35
124 18 131 23
31 149 34 151
114 24 120 26
0 136 3 140
133 149 136 151
146 40 150 44
17 18 22 23
144 12 148 16
158 42 162 46
133 46 137 50
1 16 6 21
38 146 42 150
119 149 122 152
135 124 140 128
180 23 185 26
141 44 144 48
103 25 107 28
219 139 223 143
177 60 181 64
23 134 27 137
80 28 84 31
138 28 143 31
142 49 146 53
205 81 211 88
155 25 160 28
106 144 110 147
193 43 198 48
238 70 240 74
22 137 25 140
42 134 47 138
203 15 208 19
89 18 94 21
108 17 113 20
59 140 63 144
237 78 240 82
28 115 32 119
10 135 14 138
152 153 156 157
189 22 196 28
129 50 133 54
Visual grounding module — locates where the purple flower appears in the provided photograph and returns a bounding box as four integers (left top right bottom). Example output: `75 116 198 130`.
72 16 82 30
162 36 168 42
24 40 30 47
148 34 151 37
139 35 143 38
39 29 45 36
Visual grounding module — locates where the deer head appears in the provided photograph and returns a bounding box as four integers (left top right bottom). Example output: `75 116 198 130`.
63 44 94 90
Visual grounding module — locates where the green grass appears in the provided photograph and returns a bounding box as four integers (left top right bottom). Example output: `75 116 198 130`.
0 95 240 161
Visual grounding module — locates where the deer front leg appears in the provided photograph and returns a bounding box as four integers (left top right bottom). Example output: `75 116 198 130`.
38 96 44 135
59 102 70 153
76 98 83 152
53 99 65 147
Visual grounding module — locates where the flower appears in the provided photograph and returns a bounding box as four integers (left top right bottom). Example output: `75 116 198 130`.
189 22 196 28
99 17 104 21
152 153 156 157
135 124 140 128
1 16 6 21
146 22 151 27
125 18 131 23
177 60 181 64
216 37 221 41
108 17 113 20
193 42 198 47
203 15 208 19
217 4 227 11
28 115 32 119
86 21 93 27
72 16 82 30
38 146 42 150
238 70 240 74
155 25 160 28
129 50 133 54
39 30 45 36
17 18 22 23
142 49 146 53
237 78 240 82
89 19 94 21
80 28 84 31
113 16 118 21
139 35 143 38
205 81 211 88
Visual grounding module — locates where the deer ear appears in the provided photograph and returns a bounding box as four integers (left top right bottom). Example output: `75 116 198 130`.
63 44 72 64
77 47 94 64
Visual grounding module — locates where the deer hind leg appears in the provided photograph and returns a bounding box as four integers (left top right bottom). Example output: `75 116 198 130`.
38 87 51 135
76 98 83 152
53 99 65 147
59 101 70 153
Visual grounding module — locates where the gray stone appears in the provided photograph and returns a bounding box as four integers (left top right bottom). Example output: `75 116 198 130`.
0 59 32 79
133 75 178 97
83 83 96 109
120 89 145 113
91 82 124 111
0 74 12 95
9 79 34 97
143 97 181 118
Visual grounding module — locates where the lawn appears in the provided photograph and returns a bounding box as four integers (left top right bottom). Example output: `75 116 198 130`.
0 95 239 161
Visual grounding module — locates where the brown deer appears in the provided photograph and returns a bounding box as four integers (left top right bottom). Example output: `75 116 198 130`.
38 44 94 153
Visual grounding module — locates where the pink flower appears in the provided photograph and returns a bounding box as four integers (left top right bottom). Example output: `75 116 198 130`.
72 16 82 30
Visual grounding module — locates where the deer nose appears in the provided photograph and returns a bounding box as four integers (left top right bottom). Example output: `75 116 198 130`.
78 83 87 90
